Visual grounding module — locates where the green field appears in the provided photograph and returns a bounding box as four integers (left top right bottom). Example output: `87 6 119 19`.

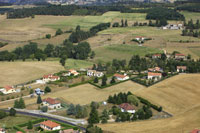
44 12 146 30
94 44 162 62
180 11 200 21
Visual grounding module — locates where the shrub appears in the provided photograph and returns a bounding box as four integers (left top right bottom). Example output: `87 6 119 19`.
46 34 51 39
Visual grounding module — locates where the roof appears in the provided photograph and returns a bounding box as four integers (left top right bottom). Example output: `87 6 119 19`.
69 69 76 72
114 74 127 79
43 98 61 105
16 132 23 133
177 66 187 70
43 74 52 78
50 76 60 79
40 120 60 128
0 128 5 131
190 129 200 133
148 72 162 76
4 86 14 91
119 103 134 110
175 53 185 56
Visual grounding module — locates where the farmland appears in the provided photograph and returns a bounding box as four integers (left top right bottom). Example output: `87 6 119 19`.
99 74 200 133
0 59 92 87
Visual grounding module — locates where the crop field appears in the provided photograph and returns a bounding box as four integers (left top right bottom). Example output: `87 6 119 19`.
99 74 200 133
0 59 92 87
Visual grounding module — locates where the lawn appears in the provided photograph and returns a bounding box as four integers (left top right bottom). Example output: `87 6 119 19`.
0 115 37 127
94 44 162 62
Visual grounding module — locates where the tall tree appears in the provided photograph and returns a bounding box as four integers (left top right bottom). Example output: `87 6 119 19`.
37 95 42 104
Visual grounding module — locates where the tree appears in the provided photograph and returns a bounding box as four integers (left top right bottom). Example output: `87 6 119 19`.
67 104 76 115
44 44 54 57
27 121 33 129
110 76 116 84
60 55 67 67
86 125 103 133
127 95 139 106
29 89 34 94
18 97 25 109
45 34 51 39
101 75 107 86
88 106 100 125
125 19 128 27
121 19 124 27
41 106 48 112
94 77 98 83
90 51 95 59
14 100 19 108
0 110 6 119
9 108 16 116
101 109 109 123
112 22 119 27
44 86 51 93
37 95 42 104
55 29 63 36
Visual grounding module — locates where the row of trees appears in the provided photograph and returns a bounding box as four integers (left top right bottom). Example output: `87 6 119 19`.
107 92 133 105
184 19 200 29
0 40 92 62
67 104 88 118
182 29 200 38
13 97 26 109
69 23 110 43
112 19 128 27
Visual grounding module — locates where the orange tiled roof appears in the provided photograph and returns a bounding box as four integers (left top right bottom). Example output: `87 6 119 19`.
40 120 60 128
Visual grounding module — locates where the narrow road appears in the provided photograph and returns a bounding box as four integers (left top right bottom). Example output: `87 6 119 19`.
3 109 87 131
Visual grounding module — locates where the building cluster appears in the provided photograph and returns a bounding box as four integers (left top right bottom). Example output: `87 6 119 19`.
161 24 183 30
152 53 187 61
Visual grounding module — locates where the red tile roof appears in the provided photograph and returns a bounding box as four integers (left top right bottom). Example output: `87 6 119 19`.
114 74 127 79
148 72 162 76
190 129 200 133
4 86 14 91
50 76 60 80
40 120 60 128
177 66 187 70
175 53 185 56
43 74 52 78
16 132 23 133
119 103 134 111
153 54 161 57
43 98 61 105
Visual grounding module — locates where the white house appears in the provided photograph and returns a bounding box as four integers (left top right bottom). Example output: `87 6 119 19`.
114 74 129 81
40 120 61 131
63 69 80 76
0 128 5 133
135 36 145 41
119 103 135 114
35 88 44 95
1 86 16 95
175 53 186 60
148 67 163 72
177 66 187 72
148 72 162 81
43 74 60 82
42 97 61 109
87 70 104 77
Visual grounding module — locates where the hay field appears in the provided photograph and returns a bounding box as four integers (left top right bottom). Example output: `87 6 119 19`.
99 104 200 133
135 74 200 115
99 74 200 133
0 61 64 87
0 81 145 108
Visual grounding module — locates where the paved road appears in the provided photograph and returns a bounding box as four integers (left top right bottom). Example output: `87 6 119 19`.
4 109 86 131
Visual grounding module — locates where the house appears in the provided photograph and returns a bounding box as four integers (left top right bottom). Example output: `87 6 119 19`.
63 69 79 76
0 128 5 133
148 67 163 72
87 70 104 77
148 72 162 81
175 53 186 60
1 86 16 95
40 120 61 131
114 74 129 81
161 24 183 30
177 66 187 72
59 129 79 133
42 97 61 109
119 103 135 114
152 54 161 59
190 129 200 133
135 36 145 41
43 74 60 82
35 88 44 95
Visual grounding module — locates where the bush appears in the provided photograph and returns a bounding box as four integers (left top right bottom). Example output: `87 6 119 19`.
44 86 51 93
41 106 48 112
0 110 6 119
46 34 51 39
9 108 16 116
55 29 63 36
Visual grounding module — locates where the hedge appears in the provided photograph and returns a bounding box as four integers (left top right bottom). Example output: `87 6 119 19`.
137 96 162 112
13 126 25 133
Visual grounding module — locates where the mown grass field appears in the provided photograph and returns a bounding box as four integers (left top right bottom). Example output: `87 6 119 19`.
99 74 200 133
93 44 162 62
0 59 92 87
0 81 145 108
